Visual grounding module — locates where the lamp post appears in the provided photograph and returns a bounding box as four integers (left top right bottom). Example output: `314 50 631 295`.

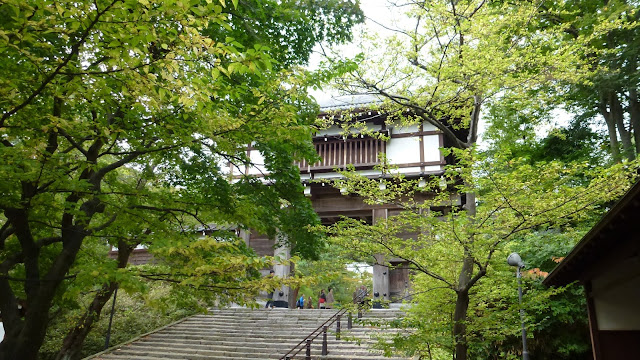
507 252 529 360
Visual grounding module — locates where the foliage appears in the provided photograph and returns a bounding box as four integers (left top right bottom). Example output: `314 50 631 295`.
506 229 593 360
294 250 371 307
534 0 640 162
328 0 591 150
39 283 197 360
324 150 638 359
208 0 364 69
483 103 610 166
321 1 638 357
0 0 363 359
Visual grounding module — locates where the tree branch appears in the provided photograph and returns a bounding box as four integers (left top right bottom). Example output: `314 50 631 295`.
0 0 123 127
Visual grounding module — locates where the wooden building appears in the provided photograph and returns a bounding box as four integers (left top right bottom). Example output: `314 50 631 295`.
239 96 456 305
112 96 456 307
543 180 640 359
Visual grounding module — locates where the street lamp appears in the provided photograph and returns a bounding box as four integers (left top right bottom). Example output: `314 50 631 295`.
507 252 529 360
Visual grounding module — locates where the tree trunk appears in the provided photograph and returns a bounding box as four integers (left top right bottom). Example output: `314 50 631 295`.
452 287 470 360
610 91 635 160
629 88 640 155
55 241 134 360
451 189 477 360
288 262 297 309
0 216 90 360
599 91 622 162
55 284 118 360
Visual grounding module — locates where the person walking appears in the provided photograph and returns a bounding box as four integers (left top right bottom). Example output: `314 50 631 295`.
305 295 314 309
326 288 335 309
318 289 327 309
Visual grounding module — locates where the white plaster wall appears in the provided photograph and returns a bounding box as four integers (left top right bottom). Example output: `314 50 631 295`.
393 166 422 175
387 137 421 164
357 169 384 177
316 123 382 137
313 169 387 179
231 163 243 176
317 125 343 136
423 121 438 132
424 165 443 173
423 135 441 162
247 149 267 176
390 123 419 134
314 172 347 179
314 167 443 179
592 258 640 330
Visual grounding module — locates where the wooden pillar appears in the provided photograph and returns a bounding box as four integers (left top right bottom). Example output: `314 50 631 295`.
272 234 290 307
372 208 390 303
237 229 251 247
584 281 602 360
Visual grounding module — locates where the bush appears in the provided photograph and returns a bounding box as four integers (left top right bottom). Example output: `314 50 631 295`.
39 284 198 360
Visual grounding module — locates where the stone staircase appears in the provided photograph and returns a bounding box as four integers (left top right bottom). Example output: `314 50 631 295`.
87 308 410 360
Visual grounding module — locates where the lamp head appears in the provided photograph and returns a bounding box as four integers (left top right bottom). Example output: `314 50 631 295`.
507 252 524 268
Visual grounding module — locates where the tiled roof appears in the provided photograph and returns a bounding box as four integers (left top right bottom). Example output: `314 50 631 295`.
317 94 383 111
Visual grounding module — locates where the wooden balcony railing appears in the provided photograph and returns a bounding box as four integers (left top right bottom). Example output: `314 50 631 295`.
297 137 385 172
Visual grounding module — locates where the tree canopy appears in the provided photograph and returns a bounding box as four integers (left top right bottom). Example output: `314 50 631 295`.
320 0 640 359
537 0 640 162
0 0 363 359
325 152 638 359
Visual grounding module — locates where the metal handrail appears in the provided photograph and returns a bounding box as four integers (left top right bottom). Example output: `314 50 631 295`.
279 290 369 360
278 308 346 360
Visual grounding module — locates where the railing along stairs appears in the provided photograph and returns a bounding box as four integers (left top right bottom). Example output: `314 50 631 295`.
278 291 369 360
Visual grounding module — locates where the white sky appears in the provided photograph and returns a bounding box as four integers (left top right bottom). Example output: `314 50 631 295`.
308 0 396 105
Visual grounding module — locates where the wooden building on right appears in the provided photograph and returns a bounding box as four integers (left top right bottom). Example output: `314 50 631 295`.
543 180 640 359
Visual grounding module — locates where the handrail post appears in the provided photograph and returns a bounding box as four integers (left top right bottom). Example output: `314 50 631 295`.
322 326 328 355
348 312 352 329
306 339 312 360
336 314 341 340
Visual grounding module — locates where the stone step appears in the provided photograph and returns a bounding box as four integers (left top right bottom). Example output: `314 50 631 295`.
134 338 378 349
140 333 387 346
96 353 403 360
88 308 410 360
145 328 394 342
110 342 385 356
95 345 395 359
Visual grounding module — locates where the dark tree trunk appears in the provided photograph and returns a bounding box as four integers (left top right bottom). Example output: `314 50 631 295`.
0 194 104 360
451 190 477 360
55 241 134 360
452 287 470 360
599 92 622 162
0 230 86 360
625 52 640 156
288 262 297 309
610 92 635 160
629 88 640 156
55 284 118 360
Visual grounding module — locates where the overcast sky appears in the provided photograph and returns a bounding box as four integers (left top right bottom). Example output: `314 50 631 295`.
308 0 401 105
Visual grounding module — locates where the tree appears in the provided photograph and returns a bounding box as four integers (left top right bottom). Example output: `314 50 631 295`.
534 0 640 162
0 1 363 359
39 283 197 360
483 102 611 166
323 0 599 358
325 151 638 359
